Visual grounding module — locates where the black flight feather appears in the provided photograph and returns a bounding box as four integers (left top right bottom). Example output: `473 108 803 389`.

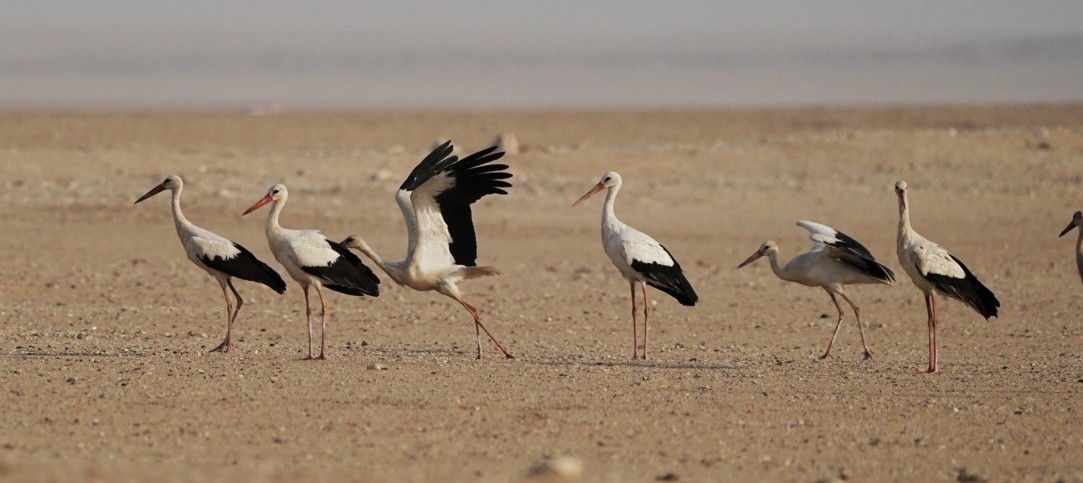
921 255 999 319
199 243 286 294
399 141 512 267
630 245 698 306
300 240 380 297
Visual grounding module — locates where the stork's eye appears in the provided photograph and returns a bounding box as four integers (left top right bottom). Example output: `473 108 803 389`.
272 190 279 194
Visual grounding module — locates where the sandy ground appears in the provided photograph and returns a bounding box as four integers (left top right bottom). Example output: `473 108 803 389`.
1 106 1081 482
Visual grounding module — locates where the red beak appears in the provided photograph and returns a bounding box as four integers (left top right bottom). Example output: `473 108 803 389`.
573 183 605 207
134 183 166 204
737 249 764 269
243 194 274 215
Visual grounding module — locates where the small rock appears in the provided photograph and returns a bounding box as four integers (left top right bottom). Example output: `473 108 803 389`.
956 467 986 483
366 363 386 371
656 473 679 481
527 456 583 480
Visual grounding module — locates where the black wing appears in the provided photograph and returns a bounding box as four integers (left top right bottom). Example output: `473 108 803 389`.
399 141 458 191
825 230 877 260
921 255 999 319
200 243 286 294
402 141 512 267
300 240 380 297
630 245 699 306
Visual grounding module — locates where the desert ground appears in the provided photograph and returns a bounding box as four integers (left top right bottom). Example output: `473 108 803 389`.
1 106 1081 482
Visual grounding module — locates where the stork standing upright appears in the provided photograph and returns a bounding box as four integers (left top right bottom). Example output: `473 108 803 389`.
736 220 895 360
339 141 515 359
243 184 380 360
894 181 1000 373
134 175 286 352
573 171 698 360
1058 211 1083 286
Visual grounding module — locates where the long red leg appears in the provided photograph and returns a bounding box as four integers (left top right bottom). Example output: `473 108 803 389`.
629 281 638 359
924 294 934 373
820 290 845 359
316 285 328 360
837 291 871 360
211 282 233 353
303 285 314 360
641 283 649 360
930 295 939 373
459 300 514 359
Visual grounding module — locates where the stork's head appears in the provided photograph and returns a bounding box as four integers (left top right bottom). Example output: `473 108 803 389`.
243 183 287 215
1060 211 1082 237
340 235 366 250
573 171 622 206
894 180 909 211
737 240 778 268
134 174 183 204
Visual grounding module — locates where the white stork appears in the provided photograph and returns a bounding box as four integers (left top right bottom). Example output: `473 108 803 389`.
134 175 286 352
243 184 380 360
573 171 699 360
894 181 1000 373
1058 211 1083 286
736 220 896 360
338 141 515 359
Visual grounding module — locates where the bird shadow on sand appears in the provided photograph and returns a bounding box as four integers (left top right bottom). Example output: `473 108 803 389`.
522 358 742 371
5 351 146 358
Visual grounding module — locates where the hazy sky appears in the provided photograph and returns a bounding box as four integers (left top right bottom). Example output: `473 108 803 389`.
5 0 1083 36
3 1 1082 108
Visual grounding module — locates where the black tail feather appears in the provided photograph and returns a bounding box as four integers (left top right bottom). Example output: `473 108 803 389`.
925 255 1000 319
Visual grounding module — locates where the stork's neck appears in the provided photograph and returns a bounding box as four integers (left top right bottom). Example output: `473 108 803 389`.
1076 226 1083 256
601 183 622 232
265 198 285 239
765 251 792 282
897 196 914 241
169 187 194 236
351 239 405 284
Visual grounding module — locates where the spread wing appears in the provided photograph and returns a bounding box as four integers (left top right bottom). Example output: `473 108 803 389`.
399 141 511 268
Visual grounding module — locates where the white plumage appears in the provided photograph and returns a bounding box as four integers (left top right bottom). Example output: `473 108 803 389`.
341 142 515 359
243 183 379 360
894 181 999 374
574 171 698 360
738 220 895 359
134 175 285 353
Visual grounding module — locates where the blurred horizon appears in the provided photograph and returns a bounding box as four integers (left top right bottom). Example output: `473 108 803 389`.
3 1 1082 110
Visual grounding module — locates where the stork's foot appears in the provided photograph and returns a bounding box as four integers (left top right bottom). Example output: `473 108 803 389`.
925 366 938 374
316 353 327 361
862 350 873 361
504 353 515 360
209 339 230 353
818 351 832 360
